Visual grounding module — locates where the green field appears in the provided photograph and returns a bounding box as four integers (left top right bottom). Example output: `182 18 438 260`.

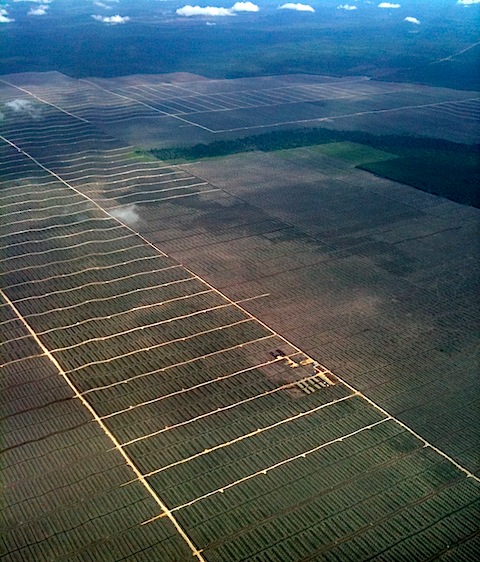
292 141 397 166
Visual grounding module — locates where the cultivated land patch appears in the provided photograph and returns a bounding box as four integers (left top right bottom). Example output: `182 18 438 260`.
1 72 479 561
172 148 480 471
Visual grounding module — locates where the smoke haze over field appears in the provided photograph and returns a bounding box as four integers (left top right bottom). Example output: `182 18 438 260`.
5 99 41 118
110 205 141 227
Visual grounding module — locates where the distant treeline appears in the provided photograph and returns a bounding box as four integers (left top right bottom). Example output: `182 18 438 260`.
148 128 480 208
149 129 339 161
148 128 479 162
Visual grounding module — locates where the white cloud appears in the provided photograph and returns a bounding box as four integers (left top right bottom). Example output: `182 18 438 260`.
232 2 259 11
404 16 420 24
5 99 41 118
28 5 49 16
457 0 480 4
176 5 235 17
93 1 112 9
176 3 259 16
0 8 14 22
378 2 401 7
110 205 140 227
337 4 357 9
91 14 130 24
279 3 315 12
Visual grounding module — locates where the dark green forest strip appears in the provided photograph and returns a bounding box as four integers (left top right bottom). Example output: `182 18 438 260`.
359 157 480 208
148 128 480 162
148 129 480 208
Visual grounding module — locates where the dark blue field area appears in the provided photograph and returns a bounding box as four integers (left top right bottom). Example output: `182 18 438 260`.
0 0 479 89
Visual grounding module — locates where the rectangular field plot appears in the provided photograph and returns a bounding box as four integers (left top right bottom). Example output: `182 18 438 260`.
1 71 479 561
168 422 480 561
0 86 218 212
138 394 378 492
3 72 477 149
174 148 480 480
0 297 193 562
